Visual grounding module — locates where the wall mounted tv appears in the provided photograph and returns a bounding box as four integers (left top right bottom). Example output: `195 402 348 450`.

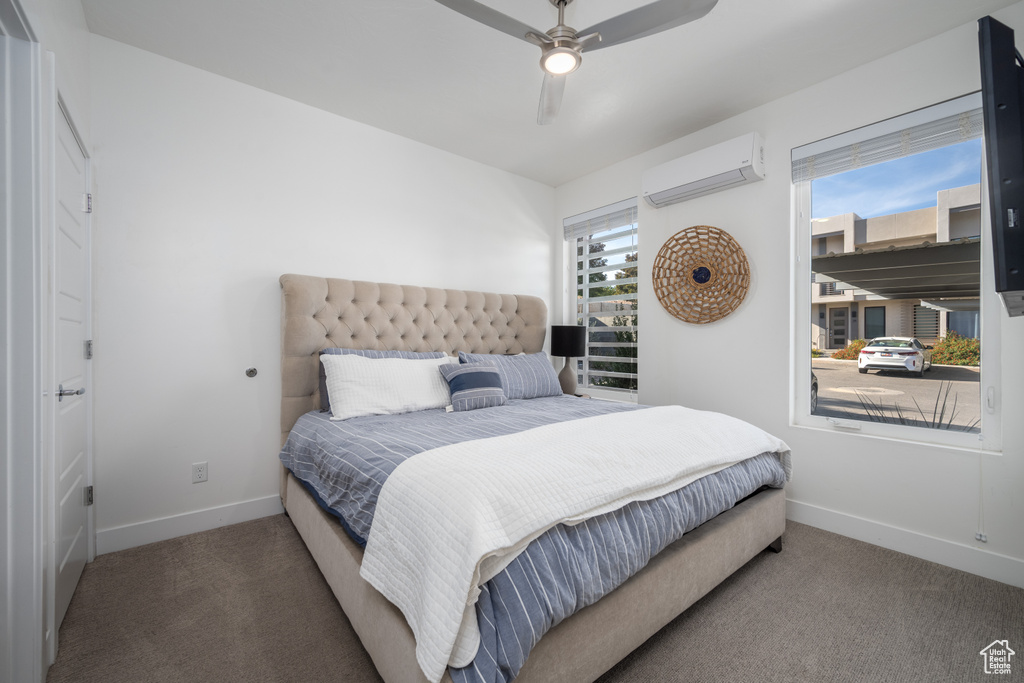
979 15 1024 317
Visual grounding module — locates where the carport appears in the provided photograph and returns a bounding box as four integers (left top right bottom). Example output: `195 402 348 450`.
811 237 981 300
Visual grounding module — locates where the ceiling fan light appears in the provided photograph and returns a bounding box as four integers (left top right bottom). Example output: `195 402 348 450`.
542 47 580 75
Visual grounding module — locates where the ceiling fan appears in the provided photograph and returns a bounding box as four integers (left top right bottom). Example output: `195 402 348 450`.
433 0 719 124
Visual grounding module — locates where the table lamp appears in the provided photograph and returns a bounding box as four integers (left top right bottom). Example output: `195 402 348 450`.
551 325 586 395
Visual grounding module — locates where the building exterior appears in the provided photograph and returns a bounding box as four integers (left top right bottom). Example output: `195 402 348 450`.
811 184 981 350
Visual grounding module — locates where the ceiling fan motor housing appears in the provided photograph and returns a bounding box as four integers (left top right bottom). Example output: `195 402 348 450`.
540 24 584 74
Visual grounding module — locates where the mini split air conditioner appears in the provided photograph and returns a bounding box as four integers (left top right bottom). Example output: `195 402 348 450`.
642 132 765 208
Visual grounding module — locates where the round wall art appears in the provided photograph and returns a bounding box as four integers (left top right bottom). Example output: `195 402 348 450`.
652 225 750 324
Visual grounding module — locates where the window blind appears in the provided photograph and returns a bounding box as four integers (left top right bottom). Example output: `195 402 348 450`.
563 197 638 241
563 198 639 395
792 93 983 183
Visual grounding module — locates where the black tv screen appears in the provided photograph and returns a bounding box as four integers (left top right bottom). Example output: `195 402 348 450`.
979 15 1024 317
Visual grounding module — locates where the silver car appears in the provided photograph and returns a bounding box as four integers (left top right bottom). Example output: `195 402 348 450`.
858 336 932 377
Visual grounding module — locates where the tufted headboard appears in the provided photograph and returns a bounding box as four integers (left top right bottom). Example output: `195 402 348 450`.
279 274 548 443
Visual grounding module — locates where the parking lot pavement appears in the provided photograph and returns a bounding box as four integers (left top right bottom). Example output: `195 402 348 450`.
812 358 981 432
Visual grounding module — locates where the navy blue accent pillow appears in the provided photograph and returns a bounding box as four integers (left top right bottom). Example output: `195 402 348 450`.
457 351 562 400
318 348 447 411
439 363 507 412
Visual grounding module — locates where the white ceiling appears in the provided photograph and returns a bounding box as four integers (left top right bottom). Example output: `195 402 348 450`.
80 0 1018 187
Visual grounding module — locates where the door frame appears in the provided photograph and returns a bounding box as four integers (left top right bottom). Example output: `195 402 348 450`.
1 2 92 678
1 4 47 682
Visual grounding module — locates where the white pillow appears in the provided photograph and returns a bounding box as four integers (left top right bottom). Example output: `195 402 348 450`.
321 353 455 421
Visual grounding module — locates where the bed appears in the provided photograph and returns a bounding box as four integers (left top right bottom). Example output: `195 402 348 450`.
278 274 789 683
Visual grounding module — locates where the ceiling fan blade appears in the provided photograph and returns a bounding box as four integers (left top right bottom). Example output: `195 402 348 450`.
580 0 718 52
432 0 547 45
537 74 566 125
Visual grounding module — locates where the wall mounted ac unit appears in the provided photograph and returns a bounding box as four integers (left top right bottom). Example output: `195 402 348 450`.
642 132 765 208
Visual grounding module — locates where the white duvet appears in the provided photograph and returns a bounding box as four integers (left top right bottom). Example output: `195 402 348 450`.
359 405 791 683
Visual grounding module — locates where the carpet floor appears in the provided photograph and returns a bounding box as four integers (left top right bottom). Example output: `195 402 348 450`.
46 516 1023 683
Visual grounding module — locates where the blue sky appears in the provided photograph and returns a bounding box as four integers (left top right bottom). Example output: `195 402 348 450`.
811 139 982 219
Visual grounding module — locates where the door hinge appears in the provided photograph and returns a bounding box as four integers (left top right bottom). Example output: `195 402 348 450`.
84 486 94 506
82 193 93 214
85 339 93 359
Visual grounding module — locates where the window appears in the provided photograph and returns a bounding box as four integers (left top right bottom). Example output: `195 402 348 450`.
792 93 1002 449
948 309 980 338
864 306 886 339
820 282 844 297
563 198 638 397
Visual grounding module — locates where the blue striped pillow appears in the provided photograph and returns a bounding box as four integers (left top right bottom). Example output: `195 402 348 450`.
457 351 562 400
439 363 507 412
318 349 447 411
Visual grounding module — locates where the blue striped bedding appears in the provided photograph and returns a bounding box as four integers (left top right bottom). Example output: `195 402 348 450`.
279 396 786 683
279 395 641 545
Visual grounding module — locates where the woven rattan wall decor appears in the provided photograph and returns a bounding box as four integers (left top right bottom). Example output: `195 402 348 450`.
652 225 750 324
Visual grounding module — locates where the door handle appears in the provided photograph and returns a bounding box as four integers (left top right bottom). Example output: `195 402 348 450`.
58 384 85 402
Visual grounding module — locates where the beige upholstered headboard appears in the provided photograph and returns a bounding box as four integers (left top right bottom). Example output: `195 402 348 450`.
279 274 548 443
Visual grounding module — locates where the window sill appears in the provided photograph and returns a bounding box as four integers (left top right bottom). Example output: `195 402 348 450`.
791 414 1001 455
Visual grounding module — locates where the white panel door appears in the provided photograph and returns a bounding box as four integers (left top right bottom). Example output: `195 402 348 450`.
53 106 90 628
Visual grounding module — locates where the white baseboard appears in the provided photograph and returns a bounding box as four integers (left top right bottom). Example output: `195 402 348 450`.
786 499 1024 589
96 495 284 555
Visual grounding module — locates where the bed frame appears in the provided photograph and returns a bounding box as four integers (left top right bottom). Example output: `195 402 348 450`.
279 274 786 683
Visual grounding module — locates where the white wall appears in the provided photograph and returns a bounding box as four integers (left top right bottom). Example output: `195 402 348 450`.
89 36 556 552
555 4 1024 587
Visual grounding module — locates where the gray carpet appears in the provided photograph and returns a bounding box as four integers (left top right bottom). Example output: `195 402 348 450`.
47 516 1023 683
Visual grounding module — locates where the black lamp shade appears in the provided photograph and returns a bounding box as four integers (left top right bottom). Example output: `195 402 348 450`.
551 325 586 358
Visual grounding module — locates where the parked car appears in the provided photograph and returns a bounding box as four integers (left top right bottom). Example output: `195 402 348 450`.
858 337 932 377
811 372 818 412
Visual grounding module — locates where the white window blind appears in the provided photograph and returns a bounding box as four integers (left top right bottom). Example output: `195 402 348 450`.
563 198 638 395
792 93 983 182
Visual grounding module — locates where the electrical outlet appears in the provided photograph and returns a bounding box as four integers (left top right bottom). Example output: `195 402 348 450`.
192 461 208 484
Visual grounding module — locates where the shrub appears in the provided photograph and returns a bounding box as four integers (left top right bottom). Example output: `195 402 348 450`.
811 348 824 358
831 338 867 360
930 331 980 366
